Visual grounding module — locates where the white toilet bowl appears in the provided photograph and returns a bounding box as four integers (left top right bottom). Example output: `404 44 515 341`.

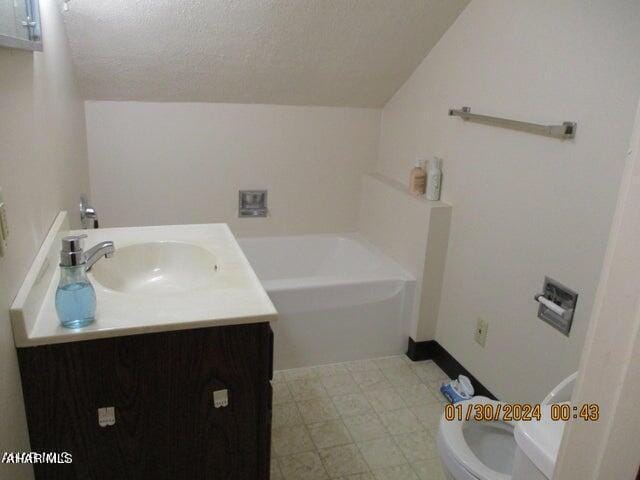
436 373 576 480
437 396 516 480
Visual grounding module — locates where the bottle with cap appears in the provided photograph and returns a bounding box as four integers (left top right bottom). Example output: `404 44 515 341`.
426 157 443 201
409 158 427 196
55 234 96 328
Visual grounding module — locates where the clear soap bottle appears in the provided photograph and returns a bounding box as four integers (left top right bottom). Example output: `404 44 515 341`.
55 234 96 329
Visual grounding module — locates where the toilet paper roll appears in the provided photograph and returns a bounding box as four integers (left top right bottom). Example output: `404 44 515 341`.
538 296 566 317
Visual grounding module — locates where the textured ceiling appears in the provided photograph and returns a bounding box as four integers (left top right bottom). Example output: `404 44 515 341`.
63 0 470 107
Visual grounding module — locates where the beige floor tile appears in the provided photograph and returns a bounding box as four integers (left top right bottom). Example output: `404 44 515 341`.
289 378 329 401
273 371 287 383
319 444 369 478
424 381 447 401
316 363 350 377
337 473 375 480
372 464 419 480
394 430 438 463
374 356 408 370
345 359 379 372
343 413 388 441
394 384 440 407
378 408 423 435
322 373 361 396
272 424 315 457
308 419 353 449
299 398 341 424
272 357 450 480
357 437 406 470
351 370 392 391
363 388 406 413
273 382 293 405
284 366 320 381
410 404 444 430
279 451 329 480
332 393 373 417
273 402 304 428
409 362 449 382
381 366 422 387
412 458 446 480
271 459 284 480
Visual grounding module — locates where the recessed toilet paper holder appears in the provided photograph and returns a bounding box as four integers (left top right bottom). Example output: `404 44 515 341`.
534 277 578 336
238 190 268 218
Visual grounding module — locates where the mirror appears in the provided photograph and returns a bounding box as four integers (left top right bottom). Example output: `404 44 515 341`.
0 0 42 51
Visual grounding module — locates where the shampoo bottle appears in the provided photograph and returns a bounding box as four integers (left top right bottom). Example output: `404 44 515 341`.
426 157 443 201
409 159 427 196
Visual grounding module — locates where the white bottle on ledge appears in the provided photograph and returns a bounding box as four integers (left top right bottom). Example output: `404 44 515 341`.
426 157 442 201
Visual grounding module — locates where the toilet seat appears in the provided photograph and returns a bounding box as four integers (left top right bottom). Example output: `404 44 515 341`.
437 396 515 480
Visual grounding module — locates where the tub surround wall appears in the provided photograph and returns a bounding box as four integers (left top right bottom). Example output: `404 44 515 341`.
377 0 640 401
0 0 90 478
85 101 380 236
358 173 451 343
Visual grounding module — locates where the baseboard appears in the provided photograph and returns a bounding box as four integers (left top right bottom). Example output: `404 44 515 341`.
406 338 498 400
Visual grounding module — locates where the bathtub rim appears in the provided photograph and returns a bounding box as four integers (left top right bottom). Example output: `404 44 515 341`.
238 231 416 285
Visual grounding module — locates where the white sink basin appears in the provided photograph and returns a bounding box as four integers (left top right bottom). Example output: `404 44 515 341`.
9 214 277 347
90 241 218 295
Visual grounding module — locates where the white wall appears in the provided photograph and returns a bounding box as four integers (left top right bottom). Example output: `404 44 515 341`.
0 0 90 478
377 0 640 401
357 173 451 342
86 102 380 236
555 98 640 480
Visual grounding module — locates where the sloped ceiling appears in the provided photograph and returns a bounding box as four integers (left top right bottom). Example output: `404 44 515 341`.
63 0 470 107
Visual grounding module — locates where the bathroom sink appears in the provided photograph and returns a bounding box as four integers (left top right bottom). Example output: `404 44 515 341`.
90 241 218 295
10 215 277 347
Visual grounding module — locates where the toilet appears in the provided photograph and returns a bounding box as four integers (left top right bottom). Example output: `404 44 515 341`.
437 373 577 480
437 396 516 480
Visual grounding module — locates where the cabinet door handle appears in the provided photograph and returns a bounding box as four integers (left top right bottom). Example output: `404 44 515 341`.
98 407 116 427
213 389 229 408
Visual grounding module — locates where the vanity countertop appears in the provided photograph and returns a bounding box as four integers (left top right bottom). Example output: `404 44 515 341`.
11 212 277 347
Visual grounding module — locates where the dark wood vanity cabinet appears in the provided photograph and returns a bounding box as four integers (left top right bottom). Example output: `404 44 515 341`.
17 322 274 480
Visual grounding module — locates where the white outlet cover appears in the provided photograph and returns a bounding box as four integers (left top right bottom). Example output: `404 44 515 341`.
475 318 488 347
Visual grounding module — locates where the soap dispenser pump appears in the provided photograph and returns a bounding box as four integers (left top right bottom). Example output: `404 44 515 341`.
55 234 96 329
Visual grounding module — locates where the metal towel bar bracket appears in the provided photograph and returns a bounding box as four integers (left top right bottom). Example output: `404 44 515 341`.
448 106 577 139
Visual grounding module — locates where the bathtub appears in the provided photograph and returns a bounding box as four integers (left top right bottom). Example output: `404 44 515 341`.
238 234 416 369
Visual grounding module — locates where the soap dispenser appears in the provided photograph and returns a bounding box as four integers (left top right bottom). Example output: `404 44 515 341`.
55 234 96 329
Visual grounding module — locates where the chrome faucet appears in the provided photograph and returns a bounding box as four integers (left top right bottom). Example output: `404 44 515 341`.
80 195 99 229
85 241 115 271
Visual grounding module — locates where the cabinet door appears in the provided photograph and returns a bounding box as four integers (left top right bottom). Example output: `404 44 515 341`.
163 324 272 480
18 333 170 480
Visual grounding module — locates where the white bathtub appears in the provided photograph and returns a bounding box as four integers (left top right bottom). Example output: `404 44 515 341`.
238 234 416 369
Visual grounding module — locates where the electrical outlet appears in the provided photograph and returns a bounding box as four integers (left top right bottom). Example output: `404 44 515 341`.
474 317 488 347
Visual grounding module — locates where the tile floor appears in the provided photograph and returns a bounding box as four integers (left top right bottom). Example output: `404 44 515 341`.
270 355 451 480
